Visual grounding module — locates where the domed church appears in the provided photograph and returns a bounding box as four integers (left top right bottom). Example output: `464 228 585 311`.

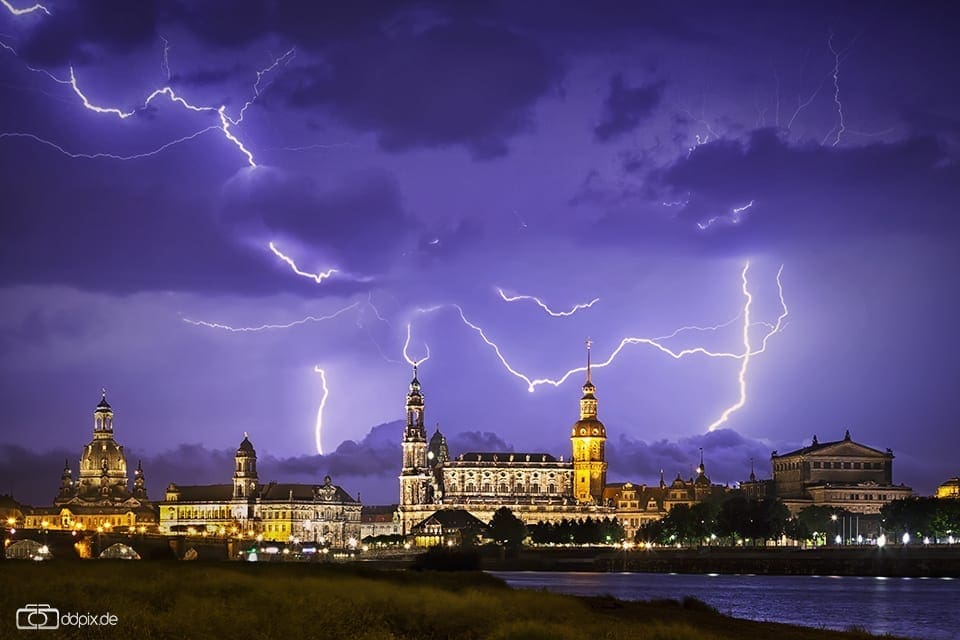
25 391 156 532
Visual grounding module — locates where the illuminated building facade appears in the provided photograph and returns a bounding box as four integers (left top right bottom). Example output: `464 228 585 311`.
398 344 616 534
159 434 361 546
743 431 913 515
936 476 959 499
603 457 729 539
24 391 157 532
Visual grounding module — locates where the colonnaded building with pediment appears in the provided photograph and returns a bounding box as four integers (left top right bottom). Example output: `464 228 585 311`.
742 430 913 515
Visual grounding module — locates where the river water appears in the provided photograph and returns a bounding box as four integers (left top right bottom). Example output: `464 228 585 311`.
491 571 959 640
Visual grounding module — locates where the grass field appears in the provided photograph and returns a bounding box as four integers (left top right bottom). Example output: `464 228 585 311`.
0 562 903 639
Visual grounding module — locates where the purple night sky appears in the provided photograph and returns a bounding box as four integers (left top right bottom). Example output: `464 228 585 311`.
1 1 958 506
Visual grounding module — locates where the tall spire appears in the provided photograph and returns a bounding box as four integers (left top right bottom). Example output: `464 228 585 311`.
585 338 593 384
697 447 705 475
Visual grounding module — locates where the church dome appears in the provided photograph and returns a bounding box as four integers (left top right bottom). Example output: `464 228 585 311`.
571 417 606 438
79 438 128 477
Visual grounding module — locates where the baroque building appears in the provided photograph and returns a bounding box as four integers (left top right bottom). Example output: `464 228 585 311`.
398 344 616 533
742 430 913 515
24 391 157 532
603 453 729 539
159 434 361 547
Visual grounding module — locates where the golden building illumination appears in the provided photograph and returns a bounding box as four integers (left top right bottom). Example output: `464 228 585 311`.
571 339 607 504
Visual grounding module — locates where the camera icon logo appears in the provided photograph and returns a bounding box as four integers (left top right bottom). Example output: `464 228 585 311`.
16 604 60 630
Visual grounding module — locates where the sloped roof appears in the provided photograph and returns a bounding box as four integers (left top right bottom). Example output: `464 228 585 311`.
411 508 488 533
362 505 398 522
774 435 891 459
260 482 358 503
166 484 234 502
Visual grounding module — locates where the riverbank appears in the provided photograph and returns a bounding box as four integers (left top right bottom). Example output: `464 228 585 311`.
474 545 960 577
0 562 905 639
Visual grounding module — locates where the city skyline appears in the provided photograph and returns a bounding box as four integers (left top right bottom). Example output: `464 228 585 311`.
2 1 958 505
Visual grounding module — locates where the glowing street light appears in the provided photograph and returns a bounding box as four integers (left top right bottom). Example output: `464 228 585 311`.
877 534 887 548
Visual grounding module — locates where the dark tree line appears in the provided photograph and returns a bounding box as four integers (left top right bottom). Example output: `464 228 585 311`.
881 497 960 540
528 517 626 545
636 497 789 546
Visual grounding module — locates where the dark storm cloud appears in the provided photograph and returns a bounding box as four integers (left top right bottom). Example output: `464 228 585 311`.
16 0 158 66
581 129 960 248
658 130 960 243
0 422 522 506
0 445 73 506
606 429 773 486
594 75 664 142
447 431 513 455
282 21 559 159
0 159 364 296
168 0 400 49
221 168 414 274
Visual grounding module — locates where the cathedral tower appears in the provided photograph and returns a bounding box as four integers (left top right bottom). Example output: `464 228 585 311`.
399 366 433 521
571 340 607 504
233 433 258 499
402 366 427 470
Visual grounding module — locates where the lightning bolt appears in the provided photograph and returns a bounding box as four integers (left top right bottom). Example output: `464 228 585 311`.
707 263 787 431
180 301 360 332
1 41 295 166
366 292 390 325
268 241 338 284
496 288 600 317
314 366 329 455
0 127 221 160
160 36 171 81
403 323 430 366
697 200 755 231
1 0 49 16
823 32 860 147
410 263 787 432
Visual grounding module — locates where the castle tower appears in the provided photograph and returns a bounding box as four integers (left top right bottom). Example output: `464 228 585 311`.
399 366 433 527
571 340 607 504
233 433 258 499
